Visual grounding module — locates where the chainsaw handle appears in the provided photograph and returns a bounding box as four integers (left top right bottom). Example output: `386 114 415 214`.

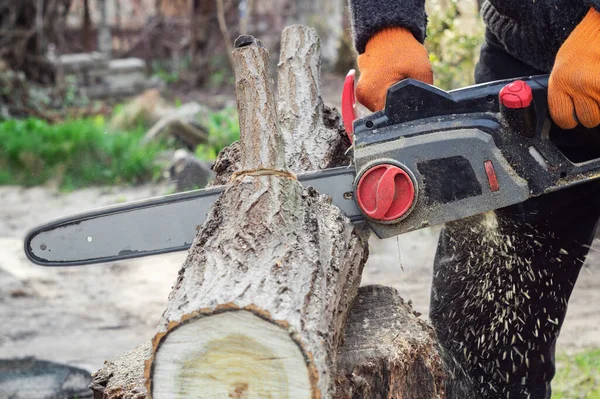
340 72 553 142
353 73 564 144
352 74 600 197
341 70 356 141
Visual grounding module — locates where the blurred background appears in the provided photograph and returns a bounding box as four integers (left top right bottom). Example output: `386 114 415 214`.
0 1 598 398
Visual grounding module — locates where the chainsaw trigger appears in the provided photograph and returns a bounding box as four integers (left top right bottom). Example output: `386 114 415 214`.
342 69 356 142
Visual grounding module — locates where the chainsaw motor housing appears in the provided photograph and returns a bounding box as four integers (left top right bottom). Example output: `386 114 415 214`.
351 77 600 238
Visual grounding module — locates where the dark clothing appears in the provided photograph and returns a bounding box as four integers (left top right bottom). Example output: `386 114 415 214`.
347 2 600 396
431 34 600 398
349 0 600 71
349 0 426 53
474 30 544 83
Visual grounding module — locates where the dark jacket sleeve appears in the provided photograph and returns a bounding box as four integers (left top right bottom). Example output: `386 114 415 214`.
586 0 600 10
348 0 427 54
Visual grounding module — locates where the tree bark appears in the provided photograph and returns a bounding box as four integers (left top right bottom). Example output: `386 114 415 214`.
210 25 349 186
90 26 448 399
97 0 112 57
334 285 446 398
277 25 347 172
91 343 151 399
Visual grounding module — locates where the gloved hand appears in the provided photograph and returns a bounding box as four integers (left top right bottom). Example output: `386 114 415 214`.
549 7 600 129
357 27 434 112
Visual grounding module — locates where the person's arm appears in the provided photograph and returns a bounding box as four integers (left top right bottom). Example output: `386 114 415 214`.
348 0 427 54
348 0 433 111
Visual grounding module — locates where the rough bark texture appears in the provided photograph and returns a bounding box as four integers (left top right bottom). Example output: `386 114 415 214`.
334 285 446 398
277 25 347 172
91 343 151 399
210 25 350 186
148 178 367 396
89 26 446 399
210 140 242 186
209 103 349 186
91 31 367 398
233 36 287 172
144 34 368 398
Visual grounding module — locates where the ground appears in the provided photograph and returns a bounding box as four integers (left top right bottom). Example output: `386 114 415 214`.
1 183 599 378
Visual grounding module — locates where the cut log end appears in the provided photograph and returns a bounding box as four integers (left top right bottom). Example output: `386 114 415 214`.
150 310 314 399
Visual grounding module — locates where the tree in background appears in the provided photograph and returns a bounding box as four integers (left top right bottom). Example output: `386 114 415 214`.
0 0 72 82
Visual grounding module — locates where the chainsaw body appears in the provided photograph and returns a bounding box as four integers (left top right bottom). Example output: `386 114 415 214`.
350 76 600 238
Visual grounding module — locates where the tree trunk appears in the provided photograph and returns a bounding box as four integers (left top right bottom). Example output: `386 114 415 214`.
143 33 368 398
91 288 449 399
82 0 93 52
90 26 448 399
277 25 348 172
97 0 112 57
334 285 446 398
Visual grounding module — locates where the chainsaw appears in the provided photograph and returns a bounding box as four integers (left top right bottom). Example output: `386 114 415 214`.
24 73 600 266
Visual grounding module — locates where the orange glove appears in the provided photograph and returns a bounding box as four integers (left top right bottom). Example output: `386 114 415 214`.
549 7 600 129
357 27 433 112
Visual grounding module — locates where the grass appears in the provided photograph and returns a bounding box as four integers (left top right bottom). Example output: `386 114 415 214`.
554 349 600 399
0 116 167 191
194 106 240 161
0 104 240 191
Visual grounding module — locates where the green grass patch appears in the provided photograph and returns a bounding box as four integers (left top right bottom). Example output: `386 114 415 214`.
195 106 239 161
554 349 600 399
0 117 166 191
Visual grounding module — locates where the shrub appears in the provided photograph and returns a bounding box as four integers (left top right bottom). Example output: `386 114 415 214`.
0 117 166 190
426 1 485 90
195 106 240 161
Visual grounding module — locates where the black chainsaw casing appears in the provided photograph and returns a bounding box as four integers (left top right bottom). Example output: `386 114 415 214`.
352 76 600 239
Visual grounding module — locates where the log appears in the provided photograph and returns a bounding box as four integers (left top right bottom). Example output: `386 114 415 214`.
334 285 446 398
143 34 368 397
210 25 350 186
91 343 151 399
91 26 360 397
90 288 450 399
90 26 449 399
277 25 347 172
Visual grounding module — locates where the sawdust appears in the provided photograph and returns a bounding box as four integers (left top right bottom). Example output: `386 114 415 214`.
431 210 587 398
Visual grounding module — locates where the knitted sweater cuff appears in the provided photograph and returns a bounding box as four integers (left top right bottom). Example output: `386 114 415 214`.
348 0 427 54
586 0 600 12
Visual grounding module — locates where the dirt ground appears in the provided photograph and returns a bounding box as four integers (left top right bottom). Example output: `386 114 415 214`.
1 183 599 377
